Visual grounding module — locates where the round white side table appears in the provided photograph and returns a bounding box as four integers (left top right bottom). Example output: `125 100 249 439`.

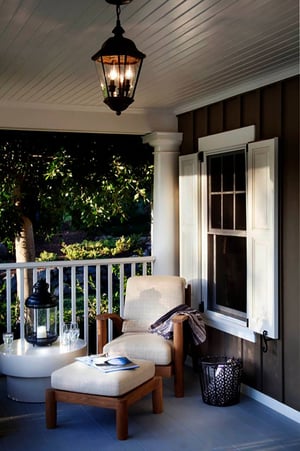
0 338 87 403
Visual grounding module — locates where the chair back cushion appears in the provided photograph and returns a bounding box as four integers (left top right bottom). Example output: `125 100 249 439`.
122 275 186 333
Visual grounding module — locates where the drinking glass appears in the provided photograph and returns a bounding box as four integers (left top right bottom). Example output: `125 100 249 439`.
62 323 71 345
62 322 79 345
70 322 80 344
2 332 14 351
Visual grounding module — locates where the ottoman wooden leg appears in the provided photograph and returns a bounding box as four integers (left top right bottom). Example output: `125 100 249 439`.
45 389 57 429
45 374 163 440
116 399 128 440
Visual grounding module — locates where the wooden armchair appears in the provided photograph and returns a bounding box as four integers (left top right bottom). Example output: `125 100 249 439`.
96 275 191 398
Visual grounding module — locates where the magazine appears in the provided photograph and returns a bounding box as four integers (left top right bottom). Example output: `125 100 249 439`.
76 355 139 373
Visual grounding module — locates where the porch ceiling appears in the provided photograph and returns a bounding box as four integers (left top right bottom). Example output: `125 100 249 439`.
0 0 299 133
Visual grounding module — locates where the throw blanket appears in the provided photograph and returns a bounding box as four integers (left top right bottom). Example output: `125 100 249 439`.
148 304 206 345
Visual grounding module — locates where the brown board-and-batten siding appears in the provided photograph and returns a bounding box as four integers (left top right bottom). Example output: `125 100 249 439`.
178 75 299 411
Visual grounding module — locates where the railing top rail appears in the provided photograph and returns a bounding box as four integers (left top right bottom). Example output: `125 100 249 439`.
0 256 155 270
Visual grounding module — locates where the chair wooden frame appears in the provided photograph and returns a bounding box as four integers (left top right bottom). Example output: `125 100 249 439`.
96 284 191 398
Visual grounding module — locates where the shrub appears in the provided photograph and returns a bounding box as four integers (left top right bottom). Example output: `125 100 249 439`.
61 234 144 260
36 251 58 262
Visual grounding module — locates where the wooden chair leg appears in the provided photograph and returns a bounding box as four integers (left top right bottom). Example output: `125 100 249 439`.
152 376 163 413
116 399 128 440
174 348 184 397
173 318 185 397
45 389 57 429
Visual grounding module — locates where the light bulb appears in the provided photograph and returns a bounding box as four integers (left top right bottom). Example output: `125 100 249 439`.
125 67 133 80
109 66 118 81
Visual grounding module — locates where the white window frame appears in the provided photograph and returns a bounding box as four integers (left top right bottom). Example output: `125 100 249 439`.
200 127 256 342
179 126 279 343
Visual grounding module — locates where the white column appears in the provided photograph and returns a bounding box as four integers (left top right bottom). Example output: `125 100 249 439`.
143 132 183 275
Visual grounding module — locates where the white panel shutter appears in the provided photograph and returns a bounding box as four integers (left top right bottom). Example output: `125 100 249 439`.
247 138 278 339
179 154 200 309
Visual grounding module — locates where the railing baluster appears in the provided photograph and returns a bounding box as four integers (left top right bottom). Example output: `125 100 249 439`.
119 263 125 317
19 268 25 340
71 266 76 320
95 265 101 314
131 262 135 276
5 269 12 333
142 262 147 275
45 268 51 285
45 268 52 329
33 267 38 285
107 265 113 313
83 265 89 348
107 264 113 341
58 267 64 337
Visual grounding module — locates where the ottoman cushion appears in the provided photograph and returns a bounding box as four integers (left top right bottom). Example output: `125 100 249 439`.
51 359 155 397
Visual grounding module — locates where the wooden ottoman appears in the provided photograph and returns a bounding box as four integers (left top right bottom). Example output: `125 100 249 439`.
45 359 163 440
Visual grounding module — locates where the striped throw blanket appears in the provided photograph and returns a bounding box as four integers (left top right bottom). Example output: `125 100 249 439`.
148 304 206 345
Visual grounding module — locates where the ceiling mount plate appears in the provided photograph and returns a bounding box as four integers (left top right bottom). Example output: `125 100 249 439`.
106 1 133 5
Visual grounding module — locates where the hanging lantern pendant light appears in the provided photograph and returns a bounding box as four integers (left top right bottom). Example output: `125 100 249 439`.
91 0 146 115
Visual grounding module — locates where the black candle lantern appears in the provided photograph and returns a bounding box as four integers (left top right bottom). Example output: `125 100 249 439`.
25 279 58 346
91 0 145 116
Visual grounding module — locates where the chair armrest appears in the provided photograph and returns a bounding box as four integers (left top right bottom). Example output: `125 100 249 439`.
96 313 123 353
172 314 189 324
96 313 123 326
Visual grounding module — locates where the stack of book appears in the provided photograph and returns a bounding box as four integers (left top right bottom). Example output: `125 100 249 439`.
76 355 139 373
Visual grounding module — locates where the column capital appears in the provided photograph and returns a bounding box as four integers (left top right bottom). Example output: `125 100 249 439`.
143 132 183 152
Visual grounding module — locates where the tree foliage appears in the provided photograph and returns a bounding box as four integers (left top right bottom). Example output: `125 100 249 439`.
0 133 55 249
0 130 153 254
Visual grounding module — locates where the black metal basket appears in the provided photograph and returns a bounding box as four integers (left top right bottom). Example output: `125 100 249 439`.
198 356 243 406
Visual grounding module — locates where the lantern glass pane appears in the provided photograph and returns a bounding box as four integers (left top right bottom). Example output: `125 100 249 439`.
94 57 141 100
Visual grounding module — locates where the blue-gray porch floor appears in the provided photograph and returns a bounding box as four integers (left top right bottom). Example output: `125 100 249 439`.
0 364 299 451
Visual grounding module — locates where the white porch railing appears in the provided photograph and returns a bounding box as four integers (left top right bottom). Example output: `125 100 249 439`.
0 256 154 351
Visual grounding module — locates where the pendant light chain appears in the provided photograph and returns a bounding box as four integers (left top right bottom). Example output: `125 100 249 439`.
116 4 121 21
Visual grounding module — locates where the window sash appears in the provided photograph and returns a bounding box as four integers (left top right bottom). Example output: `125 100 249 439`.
206 149 247 318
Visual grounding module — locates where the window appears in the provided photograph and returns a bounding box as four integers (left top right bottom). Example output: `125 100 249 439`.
207 150 247 320
179 126 278 342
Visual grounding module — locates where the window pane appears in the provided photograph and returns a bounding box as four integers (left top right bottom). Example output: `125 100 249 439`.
210 156 221 192
211 195 221 228
223 194 233 229
215 236 246 313
223 154 234 191
235 152 245 191
236 193 246 230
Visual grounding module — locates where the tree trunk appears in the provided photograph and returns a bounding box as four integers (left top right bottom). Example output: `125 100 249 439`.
15 215 36 300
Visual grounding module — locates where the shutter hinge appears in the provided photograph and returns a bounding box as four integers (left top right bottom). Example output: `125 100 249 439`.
198 151 204 162
198 301 204 313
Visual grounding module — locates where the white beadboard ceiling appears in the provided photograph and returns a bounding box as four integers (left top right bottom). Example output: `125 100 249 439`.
0 0 299 119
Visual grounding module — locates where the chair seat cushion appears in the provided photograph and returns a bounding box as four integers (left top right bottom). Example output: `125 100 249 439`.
51 359 155 397
103 332 173 365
